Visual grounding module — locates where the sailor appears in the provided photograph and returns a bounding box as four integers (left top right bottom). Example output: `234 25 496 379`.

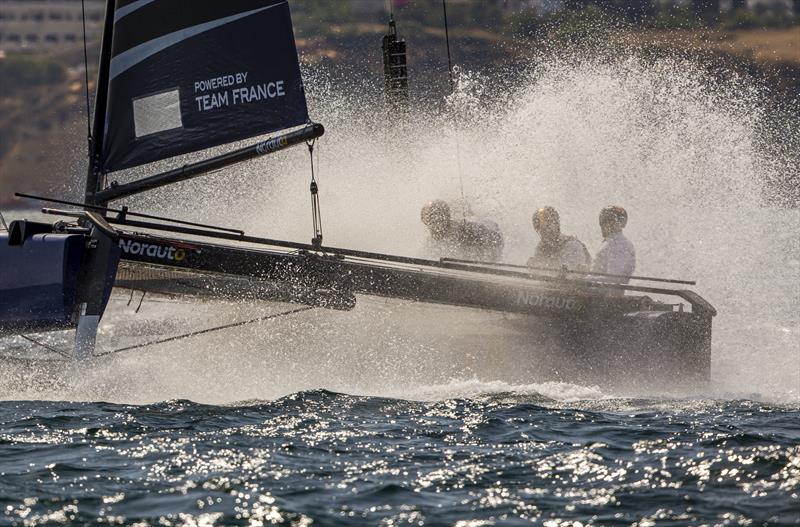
591 205 636 283
527 206 591 275
421 200 504 262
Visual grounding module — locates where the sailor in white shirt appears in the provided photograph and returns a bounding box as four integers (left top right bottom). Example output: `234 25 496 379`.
591 205 636 284
527 206 591 275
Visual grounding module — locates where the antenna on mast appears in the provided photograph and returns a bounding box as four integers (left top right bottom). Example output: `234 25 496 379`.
382 4 408 113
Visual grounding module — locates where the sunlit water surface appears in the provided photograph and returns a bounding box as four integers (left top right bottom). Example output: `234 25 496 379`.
0 391 798 526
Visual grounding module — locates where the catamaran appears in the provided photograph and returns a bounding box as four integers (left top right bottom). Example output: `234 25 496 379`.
0 0 715 390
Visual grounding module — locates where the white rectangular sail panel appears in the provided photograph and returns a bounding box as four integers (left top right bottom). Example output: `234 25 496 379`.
132 89 183 138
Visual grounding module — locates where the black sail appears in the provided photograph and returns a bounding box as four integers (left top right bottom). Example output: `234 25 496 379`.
100 0 308 173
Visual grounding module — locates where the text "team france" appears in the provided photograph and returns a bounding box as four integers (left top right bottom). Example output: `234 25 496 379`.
193 71 286 112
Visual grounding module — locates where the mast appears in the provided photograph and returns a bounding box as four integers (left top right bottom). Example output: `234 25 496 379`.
84 0 116 209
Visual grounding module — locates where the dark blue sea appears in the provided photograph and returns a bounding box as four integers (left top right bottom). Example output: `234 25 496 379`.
1 391 798 526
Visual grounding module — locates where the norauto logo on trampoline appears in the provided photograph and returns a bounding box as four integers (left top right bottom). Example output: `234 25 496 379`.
118 239 187 262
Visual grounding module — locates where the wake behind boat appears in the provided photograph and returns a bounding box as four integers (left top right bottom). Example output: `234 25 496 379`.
0 0 715 392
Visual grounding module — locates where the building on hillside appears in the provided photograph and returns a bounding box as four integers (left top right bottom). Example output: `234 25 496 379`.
0 0 104 52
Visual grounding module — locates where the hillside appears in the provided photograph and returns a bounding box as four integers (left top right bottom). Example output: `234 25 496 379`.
0 47 95 209
658 27 799 67
618 27 799 93
0 24 797 209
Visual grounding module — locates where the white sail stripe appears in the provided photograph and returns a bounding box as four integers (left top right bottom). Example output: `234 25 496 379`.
109 2 284 81
114 0 157 23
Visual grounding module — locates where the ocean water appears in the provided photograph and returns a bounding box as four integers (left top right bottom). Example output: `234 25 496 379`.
0 390 798 526
2 42 799 525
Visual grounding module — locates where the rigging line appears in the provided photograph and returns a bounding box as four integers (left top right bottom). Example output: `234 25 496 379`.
452 115 467 221
19 334 71 359
80 0 93 151
95 306 316 357
439 257 697 285
307 138 323 248
441 0 467 219
135 291 146 313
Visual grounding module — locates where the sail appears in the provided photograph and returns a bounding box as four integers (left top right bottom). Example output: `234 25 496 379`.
100 0 308 173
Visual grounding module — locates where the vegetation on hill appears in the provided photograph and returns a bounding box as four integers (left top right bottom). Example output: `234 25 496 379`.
289 1 799 74
0 54 83 207
0 54 68 163
289 0 798 36
0 54 65 95
0 2 797 207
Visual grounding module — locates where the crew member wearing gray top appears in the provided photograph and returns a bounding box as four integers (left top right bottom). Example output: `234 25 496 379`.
421 200 504 262
591 205 636 284
527 206 591 275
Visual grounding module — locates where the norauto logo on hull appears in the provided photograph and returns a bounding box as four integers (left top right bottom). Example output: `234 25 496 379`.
516 290 579 311
118 239 186 262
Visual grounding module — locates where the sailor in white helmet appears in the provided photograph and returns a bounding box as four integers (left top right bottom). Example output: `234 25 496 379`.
591 205 636 284
527 206 591 275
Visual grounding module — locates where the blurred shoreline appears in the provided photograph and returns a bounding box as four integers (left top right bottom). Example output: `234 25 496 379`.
1 21 797 209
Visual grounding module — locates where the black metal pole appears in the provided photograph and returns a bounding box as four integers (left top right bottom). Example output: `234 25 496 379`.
84 0 116 208
93 123 324 204
16 192 244 235
440 257 696 286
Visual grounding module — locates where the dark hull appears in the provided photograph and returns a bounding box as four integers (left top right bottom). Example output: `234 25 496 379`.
1 217 714 393
0 289 710 398
357 294 711 391
0 233 85 334
111 250 712 392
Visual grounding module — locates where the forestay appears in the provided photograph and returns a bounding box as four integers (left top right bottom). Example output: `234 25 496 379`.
100 0 308 172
